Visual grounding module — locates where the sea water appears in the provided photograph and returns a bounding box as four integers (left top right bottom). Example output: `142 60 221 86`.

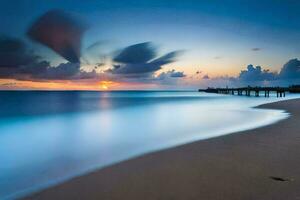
0 91 298 199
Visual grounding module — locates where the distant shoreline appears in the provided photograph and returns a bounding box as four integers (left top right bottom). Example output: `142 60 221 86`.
24 98 300 200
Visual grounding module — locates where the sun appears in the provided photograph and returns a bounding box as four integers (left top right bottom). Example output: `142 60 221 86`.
99 82 109 90
101 84 108 90
99 81 116 90
98 81 121 90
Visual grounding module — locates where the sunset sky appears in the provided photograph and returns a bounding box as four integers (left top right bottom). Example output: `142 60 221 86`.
1 0 300 90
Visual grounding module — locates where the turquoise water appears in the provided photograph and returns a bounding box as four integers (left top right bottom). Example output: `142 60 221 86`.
0 91 298 199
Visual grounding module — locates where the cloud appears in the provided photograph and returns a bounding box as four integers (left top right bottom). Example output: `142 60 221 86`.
157 69 186 79
170 70 186 78
35 62 80 79
0 35 47 78
27 9 88 63
201 59 300 88
237 59 300 83
251 48 261 51
0 9 185 86
0 34 184 84
0 35 101 80
279 58 300 79
108 42 183 75
107 63 161 75
238 64 276 81
150 51 184 66
26 61 101 80
0 10 98 81
151 69 187 87
202 75 210 79
0 36 39 68
113 42 157 64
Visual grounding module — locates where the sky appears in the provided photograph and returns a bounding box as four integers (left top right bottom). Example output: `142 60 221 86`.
1 0 300 90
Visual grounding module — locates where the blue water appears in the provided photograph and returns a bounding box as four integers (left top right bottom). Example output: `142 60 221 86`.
0 91 298 199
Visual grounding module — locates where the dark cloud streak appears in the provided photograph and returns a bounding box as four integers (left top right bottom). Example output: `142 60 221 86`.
251 48 261 51
27 9 87 63
113 42 157 64
108 42 183 75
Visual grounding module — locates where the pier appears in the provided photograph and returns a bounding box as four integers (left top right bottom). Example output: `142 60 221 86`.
198 86 289 97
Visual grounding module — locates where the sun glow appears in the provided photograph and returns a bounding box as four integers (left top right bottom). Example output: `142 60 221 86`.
98 81 118 90
0 79 120 90
0 79 162 90
101 84 108 90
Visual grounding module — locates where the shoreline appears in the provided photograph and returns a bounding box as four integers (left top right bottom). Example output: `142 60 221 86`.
24 98 300 200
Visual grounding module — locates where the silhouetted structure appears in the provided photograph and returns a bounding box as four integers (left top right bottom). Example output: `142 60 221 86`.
198 86 294 97
289 85 300 93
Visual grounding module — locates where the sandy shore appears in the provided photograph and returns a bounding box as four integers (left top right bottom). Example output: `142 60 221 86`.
24 99 300 200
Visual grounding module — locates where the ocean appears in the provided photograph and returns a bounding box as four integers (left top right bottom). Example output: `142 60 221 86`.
0 91 298 199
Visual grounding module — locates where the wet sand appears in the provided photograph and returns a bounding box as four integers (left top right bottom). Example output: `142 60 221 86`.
24 98 300 200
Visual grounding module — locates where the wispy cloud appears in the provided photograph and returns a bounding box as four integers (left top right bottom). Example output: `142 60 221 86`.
251 48 261 51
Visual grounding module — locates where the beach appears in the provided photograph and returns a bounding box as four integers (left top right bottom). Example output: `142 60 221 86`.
24 98 300 200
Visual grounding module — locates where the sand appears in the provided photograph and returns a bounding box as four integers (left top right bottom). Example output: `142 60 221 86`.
24 98 300 200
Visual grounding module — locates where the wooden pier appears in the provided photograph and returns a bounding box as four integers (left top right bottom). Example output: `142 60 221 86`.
199 86 288 97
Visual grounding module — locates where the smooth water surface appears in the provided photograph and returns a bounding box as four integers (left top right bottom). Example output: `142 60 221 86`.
0 91 297 199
